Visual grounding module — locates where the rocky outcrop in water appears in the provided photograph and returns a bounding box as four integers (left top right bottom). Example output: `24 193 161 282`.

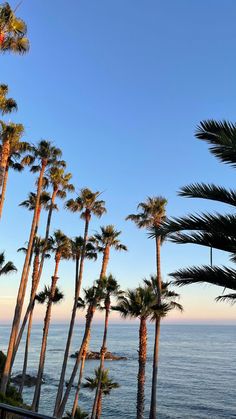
11 374 44 387
70 350 127 361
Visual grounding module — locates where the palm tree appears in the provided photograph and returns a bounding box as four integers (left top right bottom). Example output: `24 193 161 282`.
64 407 89 419
57 282 105 419
83 368 119 419
31 230 71 411
91 275 122 419
0 149 24 219
71 346 88 419
1 140 63 394
12 167 74 368
0 121 24 190
70 288 96 419
0 84 17 114
17 238 51 395
19 190 51 224
0 2 29 54
54 188 106 415
46 167 74 235
126 197 167 418
0 137 30 219
32 286 64 403
144 276 183 419
68 238 98 418
14 190 51 317
151 120 236 304
114 286 155 419
91 225 127 278
127 197 167 303
13 166 71 363
0 252 17 277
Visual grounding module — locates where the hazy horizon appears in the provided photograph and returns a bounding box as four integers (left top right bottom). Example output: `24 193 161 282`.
1 0 236 323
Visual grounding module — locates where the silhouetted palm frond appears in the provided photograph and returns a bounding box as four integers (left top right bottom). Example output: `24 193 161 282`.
171 265 236 291
179 183 236 207
215 293 236 304
196 120 236 167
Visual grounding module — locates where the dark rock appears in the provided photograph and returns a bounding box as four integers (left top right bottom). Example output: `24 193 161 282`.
70 350 127 361
11 374 43 387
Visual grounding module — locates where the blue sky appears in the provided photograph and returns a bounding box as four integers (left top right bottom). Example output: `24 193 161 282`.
1 0 236 323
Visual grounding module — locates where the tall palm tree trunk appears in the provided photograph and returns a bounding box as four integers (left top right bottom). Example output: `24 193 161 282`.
19 300 35 395
0 139 10 190
71 332 90 418
100 246 110 278
1 161 46 394
149 317 161 419
91 248 110 419
155 236 162 305
11 190 56 366
96 389 102 419
137 317 147 419
31 258 60 412
54 218 90 415
0 160 9 219
57 305 96 419
19 252 40 394
149 235 162 419
91 307 109 419
10 206 43 372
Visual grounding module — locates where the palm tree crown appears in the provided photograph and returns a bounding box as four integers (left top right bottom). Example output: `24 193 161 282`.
83 368 119 395
0 84 17 114
0 121 24 147
70 236 97 261
35 285 64 305
47 166 74 199
98 275 121 309
19 191 51 211
126 196 167 228
48 230 71 261
0 252 17 276
114 285 155 320
92 225 127 252
22 140 64 173
64 408 89 419
18 236 51 259
66 188 106 221
0 2 29 54
143 276 183 318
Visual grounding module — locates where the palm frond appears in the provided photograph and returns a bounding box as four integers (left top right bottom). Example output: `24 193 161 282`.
171 265 236 291
149 212 236 239
169 231 236 254
179 183 236 207
215 293 236 304
196 120 236 167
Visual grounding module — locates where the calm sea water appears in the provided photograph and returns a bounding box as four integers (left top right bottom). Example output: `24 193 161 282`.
1 323 236 418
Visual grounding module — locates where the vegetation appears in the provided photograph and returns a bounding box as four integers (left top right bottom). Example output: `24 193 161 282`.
0 351 24 407
114 286 154 419
83 368 119 419
91 275 122 419
54 189 106 416
0 2 29 53
0 252 16 277
2 3 234 419
127 196 168 419
151 120 236 304
64 407 89 419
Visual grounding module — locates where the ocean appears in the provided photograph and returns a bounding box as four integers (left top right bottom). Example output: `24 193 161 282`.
1 323 236 418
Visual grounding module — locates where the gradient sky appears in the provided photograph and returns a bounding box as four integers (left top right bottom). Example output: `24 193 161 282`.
1 0 236 324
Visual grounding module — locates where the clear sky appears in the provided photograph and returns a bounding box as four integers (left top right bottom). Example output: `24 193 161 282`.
1 0 236 324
